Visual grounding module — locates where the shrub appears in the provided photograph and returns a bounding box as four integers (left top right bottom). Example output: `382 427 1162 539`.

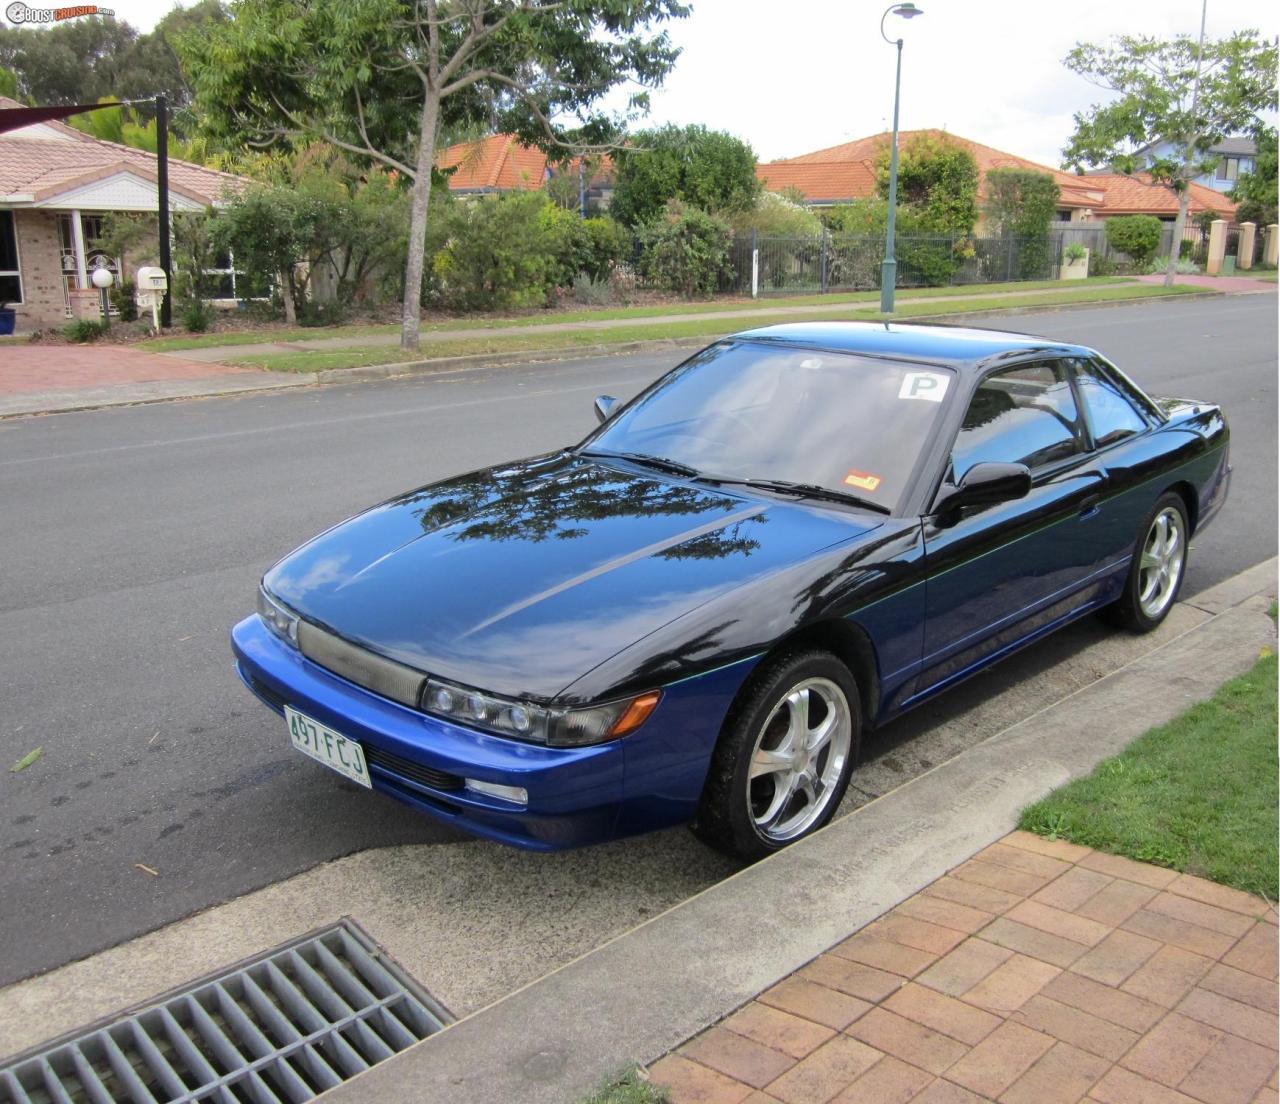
181 298 215 332
63 319 108 343
578 217 628 282
111 279 139 322
1105 215 1163 268
434 191 583 311
1064 242 1088 262
297 300 347 327
572 274 614 306
636 201 732 298
732 191 824 238
984 169 1061 280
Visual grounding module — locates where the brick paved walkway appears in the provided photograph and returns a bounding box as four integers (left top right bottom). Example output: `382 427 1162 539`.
652 831 1278 1104
0 345 256 396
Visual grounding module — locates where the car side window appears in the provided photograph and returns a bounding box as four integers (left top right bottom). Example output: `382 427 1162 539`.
951 361 1085 480
1071 358 1151 448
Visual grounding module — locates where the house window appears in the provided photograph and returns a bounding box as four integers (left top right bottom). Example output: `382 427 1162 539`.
1216 156 1241 182
202 249 271 302
0 210 22 304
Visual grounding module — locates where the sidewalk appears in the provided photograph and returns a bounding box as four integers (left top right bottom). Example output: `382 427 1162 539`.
652 829 1278 1104
311 562 1275 1104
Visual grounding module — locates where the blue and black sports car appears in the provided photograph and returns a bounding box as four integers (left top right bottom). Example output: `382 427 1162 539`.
232 322 1230 859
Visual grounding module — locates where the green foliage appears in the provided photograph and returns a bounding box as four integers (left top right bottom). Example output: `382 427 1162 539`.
0 65 17 99
433 192 574 311
1064 242 1088 262
1231 125 1278 227
1105 215 1164 267
732 191 824 238
636 200 731 298
63 319 108 343
876 133 980 237
582 1068 670 1104
1062 30 1277 274
578 217 629 283
180 298 215 332
984 169 1061 279
0 3 224 125
111 279 139 323
572 274 614 306
610 124 760 228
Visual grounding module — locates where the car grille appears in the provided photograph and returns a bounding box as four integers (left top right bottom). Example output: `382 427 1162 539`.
364 747 465 793
296 623 426 710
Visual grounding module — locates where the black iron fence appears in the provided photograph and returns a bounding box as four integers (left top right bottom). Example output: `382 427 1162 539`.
715 231 1064 297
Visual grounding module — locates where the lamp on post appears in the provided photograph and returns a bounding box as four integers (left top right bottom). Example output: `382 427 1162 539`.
91 265 114 323
879 1 925 315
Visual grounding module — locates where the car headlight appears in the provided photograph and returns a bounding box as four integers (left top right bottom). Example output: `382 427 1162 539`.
423 678 660 747
257 587 299 646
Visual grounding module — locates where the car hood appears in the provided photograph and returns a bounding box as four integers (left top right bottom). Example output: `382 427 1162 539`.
264 452 882 699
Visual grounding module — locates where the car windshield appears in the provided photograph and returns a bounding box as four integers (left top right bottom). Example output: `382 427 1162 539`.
583 339 955 512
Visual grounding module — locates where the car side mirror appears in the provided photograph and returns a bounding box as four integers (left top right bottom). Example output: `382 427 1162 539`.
594 395 618 423
933 462 1032 515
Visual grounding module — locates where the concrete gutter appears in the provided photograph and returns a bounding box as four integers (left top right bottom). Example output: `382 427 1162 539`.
0 291 1230 419
318 558 1277 1104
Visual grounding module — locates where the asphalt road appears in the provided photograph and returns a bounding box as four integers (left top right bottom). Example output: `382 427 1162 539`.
1 294 1274 987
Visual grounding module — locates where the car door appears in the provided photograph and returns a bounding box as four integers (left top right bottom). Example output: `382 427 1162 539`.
914 358 1109 699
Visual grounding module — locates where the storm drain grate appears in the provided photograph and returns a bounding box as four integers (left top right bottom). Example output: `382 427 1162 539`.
0 920 450 1104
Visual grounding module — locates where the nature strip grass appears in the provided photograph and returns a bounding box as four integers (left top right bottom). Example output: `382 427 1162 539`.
227 284 1204 374
145 276 1136 352
1021 648 1278 900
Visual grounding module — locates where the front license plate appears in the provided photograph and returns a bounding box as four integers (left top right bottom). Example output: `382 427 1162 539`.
286 707 372 789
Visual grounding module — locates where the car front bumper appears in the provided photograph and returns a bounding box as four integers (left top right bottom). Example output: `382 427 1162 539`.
231 615 755 850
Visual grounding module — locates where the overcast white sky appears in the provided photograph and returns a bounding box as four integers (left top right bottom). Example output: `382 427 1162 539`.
120 0 1278 168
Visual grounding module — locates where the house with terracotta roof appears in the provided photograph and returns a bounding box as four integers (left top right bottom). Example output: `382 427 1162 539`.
435 133 612 208
0 96 247 331
757 129 1236 225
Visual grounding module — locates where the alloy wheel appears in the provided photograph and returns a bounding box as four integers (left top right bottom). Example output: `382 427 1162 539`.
747 677 852 843
1138 506 1186 620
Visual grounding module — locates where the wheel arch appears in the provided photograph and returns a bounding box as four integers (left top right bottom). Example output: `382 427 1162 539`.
763 618 882 730
1165 480 1200 534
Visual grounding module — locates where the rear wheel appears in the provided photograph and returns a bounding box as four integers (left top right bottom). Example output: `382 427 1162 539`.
693 649 860 860
1104 492 1189 632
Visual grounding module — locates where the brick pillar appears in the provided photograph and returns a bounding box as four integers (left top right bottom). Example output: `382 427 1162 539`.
1237 223 1256 270
1264 224 1279 267
1205 219 1227 276
68 288 101 321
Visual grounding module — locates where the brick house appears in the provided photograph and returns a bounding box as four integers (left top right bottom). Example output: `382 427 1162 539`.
757 130 1237 225
436 133 613 208
0 96 247 332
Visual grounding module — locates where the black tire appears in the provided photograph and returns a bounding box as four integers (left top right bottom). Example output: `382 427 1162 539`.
1102 491 1190 633
692 649 861 861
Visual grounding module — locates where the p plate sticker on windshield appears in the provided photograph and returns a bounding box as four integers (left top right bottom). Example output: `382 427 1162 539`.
899 371 950 403
844 469 882 492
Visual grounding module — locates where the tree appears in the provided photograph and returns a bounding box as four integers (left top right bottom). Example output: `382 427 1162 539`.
1062 30 1277 286
984 169 1061 279
1231 124 1278 228
609 123 760 228
636 199 731 297
0 17 136 105
876 133 979 237
180 0 688 351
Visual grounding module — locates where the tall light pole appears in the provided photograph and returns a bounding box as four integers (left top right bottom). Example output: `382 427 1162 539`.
880 2 925 314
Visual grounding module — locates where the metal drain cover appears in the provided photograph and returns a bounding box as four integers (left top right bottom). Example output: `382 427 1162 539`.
1 920 450 1104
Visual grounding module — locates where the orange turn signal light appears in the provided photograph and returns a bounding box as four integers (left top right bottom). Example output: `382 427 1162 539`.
608 690 662 737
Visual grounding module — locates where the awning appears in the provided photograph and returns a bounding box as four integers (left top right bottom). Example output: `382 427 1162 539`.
0 102 123 135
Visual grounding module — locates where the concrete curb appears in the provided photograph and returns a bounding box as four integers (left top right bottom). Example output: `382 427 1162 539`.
318 558 1277 1104
0 289 1233 419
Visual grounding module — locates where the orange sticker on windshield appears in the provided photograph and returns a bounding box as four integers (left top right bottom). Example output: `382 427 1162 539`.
844 469 882 492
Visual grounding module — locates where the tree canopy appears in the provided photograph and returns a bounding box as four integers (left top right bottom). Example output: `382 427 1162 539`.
609 123 760 228
180 0 689 349
874 133 979 236
1231 125 1278 227
1061 30 1277 284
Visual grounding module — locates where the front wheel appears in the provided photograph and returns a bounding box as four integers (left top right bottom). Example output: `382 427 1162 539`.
1104 492 1189 632
692 650 860 860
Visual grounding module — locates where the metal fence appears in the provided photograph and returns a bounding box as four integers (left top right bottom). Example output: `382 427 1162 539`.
715 231 1064 297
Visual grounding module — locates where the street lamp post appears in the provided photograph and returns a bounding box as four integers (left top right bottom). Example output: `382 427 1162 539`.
880 2 924 315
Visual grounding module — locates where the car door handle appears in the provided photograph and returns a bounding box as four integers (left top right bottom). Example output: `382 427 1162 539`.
1079 493 1102 519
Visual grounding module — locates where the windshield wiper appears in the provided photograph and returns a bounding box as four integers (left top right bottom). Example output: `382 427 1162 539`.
579 450 703 479
710 477 892 515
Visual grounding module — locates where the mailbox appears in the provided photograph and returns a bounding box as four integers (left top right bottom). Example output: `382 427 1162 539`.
137 266 168 293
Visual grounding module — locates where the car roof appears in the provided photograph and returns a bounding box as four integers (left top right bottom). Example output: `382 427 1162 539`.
729 321 1092 370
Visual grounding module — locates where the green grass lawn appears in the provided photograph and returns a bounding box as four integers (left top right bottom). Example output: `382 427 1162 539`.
141 276 1135 352
1020 648 1278 900
581 1069 669 1104
229 283 1201 373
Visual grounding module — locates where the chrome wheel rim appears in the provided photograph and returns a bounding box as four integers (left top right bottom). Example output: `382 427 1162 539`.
748 677 852 843
1138 507 1185 620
